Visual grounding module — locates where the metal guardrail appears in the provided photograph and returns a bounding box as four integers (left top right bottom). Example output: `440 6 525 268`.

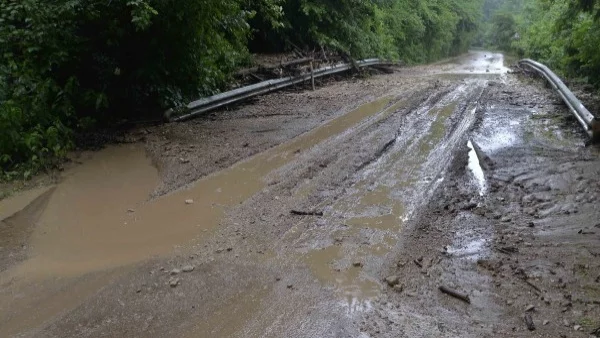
167 58 384 122
519 59 599 141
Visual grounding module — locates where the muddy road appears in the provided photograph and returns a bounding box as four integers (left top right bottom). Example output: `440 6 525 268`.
1 51 599 337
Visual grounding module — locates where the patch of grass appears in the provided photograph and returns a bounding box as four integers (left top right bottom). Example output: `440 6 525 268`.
578 317 598 329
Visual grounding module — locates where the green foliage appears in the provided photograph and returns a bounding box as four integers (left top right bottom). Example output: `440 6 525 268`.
484 0 600 87
1 0 484 179
270 0 482 62
486 12 518 51
0 0 253 177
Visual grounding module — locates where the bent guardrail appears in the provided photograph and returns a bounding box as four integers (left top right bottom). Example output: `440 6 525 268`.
166 58 385 122
519 59 599 141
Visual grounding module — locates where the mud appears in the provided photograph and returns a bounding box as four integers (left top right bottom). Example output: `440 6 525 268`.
1 51 599 337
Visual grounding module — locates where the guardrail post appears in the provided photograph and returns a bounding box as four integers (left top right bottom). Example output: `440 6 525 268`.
310 61 315 91
592 119 600 142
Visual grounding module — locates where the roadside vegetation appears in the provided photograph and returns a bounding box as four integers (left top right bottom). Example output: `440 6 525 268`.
482 0 600 87
0 0 484 179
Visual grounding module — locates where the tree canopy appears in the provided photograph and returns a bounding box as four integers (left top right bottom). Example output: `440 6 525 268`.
1 0 482 178
482 0 600 87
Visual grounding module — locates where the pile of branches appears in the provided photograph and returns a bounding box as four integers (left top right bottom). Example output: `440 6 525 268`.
234 48 399 88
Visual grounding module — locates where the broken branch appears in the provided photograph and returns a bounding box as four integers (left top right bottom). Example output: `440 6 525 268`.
290 210 324 216
439 286 471 304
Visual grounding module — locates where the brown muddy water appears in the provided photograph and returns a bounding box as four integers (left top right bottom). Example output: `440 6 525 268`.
2 97 394 278
0 95 402 335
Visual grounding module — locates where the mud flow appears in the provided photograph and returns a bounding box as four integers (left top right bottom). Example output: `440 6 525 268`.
2 51 598 337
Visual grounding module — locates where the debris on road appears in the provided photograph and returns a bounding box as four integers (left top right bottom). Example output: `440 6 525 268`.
385 276 400 287
169 278 180 287
439 286 471 304
524 314 535 331
290 210 324 216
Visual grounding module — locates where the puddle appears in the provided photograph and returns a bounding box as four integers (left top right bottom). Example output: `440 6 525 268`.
0 96 399 335
298 95 478 309
289 98 405 200
3 97 395 278
467 141 487 196
346 205 405 232
445 238 487 260
441 51 511 75
304 246 380 313
474 107 528 153
0 186 52 220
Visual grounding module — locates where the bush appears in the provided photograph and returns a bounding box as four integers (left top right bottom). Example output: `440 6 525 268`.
485 0 600 88
1 0 483 179
0 0 253 177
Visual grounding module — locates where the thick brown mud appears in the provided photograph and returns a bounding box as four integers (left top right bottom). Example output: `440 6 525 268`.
1 51 598 337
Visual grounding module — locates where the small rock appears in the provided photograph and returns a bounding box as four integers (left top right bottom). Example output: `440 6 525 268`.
506 300 514 306
501 216 512 223
182 265 194 272
170 268 181 275
287 284 293 289
127 209 135 213
525 305 535 312
179 158 190 164
385 276 400 287
136 288 142 293
393 284 404 293
353 262 363 268
524 314 536 331
185 199 194 205
543 320 549 326
574 325 581 331
563 319 570 327
528 221 535 228
169 278 180 287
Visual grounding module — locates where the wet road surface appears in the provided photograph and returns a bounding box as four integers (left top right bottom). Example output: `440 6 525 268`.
1 51 599 337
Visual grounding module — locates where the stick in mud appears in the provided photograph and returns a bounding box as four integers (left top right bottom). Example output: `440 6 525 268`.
524 314 536 331
524 279 542 294
290 210 324 216
439 286 471 304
